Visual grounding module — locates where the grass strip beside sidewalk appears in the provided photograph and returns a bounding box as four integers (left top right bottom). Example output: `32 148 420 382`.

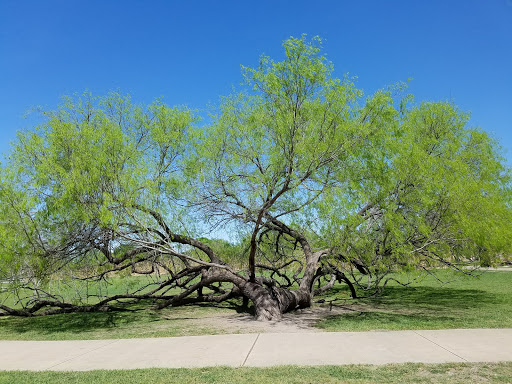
1 363 511 384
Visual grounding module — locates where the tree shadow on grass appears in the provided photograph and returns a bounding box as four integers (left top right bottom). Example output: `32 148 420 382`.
0 310 148 338
368 286 494 311
318 310 457 330
317 285 498 330
0 299 249 338
327 284 495 312
0 285 500 337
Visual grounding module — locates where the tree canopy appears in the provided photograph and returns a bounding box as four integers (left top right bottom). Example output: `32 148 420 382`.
1 36 511 320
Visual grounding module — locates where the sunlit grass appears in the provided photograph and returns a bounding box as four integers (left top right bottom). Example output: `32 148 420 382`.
0 270 511 340
0 300 244 340
316 270 512 331
1 363 511 384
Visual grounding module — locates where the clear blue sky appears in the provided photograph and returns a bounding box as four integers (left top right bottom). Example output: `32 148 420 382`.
1 0 511 163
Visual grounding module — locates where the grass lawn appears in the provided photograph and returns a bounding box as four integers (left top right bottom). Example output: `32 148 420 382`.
0 302 242 340
0 276 245 340
316 270 512 332
0 270 510 340
1 363 511 384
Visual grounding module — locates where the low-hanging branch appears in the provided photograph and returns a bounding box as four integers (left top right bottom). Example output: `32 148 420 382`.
1 35 510 321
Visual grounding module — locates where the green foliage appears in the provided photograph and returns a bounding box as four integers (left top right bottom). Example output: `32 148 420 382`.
195 237 248 267
0 93 197 287
9 93 196 225
197 35 512 278
198 36 364 223
0 35 510 315
319 99 512 275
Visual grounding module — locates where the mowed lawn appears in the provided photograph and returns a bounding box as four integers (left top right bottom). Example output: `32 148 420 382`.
0 270 510 340
317 269 512 332
1 363 512 384
0 271 511 383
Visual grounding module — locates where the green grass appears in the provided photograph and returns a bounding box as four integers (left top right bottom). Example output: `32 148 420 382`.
0 276 243 340
0 301 244 340
0 275 183 308
1 270 511 340
1 363 511 384
317 270 512 331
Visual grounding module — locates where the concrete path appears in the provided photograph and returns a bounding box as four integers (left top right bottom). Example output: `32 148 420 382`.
0 328 511 371
469 267 512 272
485 267 512 271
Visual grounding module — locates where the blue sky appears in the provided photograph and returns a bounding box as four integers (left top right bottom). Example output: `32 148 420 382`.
1 0 511 163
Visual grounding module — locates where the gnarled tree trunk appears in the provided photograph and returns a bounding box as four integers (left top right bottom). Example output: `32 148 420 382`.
241 282 312 321
236 249 326 321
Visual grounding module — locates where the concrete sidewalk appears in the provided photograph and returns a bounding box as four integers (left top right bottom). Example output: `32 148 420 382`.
0 328 511 371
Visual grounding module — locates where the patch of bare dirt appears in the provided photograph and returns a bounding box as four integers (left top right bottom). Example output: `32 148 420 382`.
186 304 362 334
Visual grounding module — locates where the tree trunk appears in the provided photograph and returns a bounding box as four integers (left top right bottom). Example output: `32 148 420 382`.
238 249 326 320
241 282 312 321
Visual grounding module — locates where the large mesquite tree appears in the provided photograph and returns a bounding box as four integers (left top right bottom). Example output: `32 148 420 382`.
1 36 510 320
